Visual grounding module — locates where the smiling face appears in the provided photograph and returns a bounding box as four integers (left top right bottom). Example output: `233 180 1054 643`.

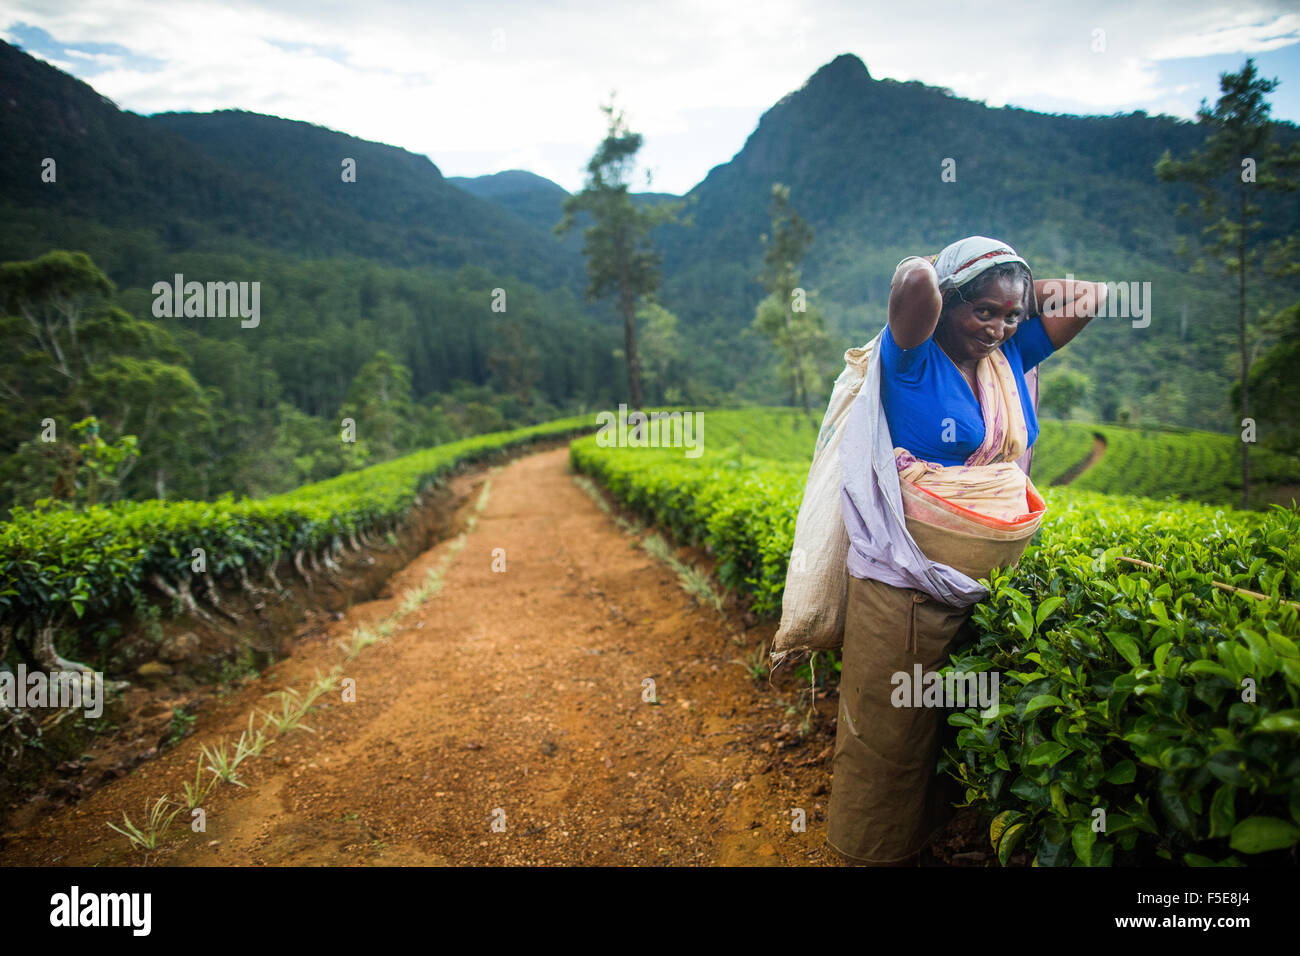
934 271 1028 366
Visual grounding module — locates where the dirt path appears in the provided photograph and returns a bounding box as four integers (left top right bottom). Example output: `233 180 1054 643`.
1051 433 1108 487
0 447 857 866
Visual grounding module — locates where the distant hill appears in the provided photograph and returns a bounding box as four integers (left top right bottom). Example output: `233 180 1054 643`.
448 169 682 255
448 169 567 199
448 169 581 254
0 40 583 293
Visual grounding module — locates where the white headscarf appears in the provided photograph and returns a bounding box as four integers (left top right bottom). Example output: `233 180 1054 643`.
931 235 1029 292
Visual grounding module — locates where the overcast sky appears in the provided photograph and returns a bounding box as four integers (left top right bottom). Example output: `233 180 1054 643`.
3 0 1297 195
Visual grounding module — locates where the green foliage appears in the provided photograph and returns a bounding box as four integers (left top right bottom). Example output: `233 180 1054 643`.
1028 420 1096 487
1072 424 1300 506
8 417 141 511
1038 368 1092 420
1155 58 1299 280
573 411 1300 626
339 349 416 464
165 706 197 748
571 408 808 617
751 184 832 419
0 232 626 509
945 491 1300 865
634 300 685 405
1245 298 1300 457
0 249 210 505
0 415 595 637
106 795 184 853
1155 57 1300 508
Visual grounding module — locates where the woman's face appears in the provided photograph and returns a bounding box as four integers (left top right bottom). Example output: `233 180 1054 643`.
936 273 1027 365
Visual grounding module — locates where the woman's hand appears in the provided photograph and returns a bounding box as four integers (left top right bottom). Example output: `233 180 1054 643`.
888 258 943 349
1033 278 1108 350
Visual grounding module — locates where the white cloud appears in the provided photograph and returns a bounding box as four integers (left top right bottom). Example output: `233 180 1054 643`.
1145 11 1299 59
1 0 1295 193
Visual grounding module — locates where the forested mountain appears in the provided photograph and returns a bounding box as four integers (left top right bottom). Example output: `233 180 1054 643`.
0 40 584 292
2 40 1297 509
645 53 1300 430
447 169 574 240
440 54 1300 430
0 40 622 505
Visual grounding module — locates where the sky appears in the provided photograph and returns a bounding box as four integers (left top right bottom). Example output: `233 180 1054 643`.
3 0 1298 196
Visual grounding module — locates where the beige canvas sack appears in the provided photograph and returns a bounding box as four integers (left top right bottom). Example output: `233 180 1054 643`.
771 334 880 657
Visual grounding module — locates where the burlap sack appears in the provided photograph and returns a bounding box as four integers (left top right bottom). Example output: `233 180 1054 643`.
771 336 879 656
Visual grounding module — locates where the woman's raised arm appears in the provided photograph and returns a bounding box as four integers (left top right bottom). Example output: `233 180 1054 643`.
1034 278 1109 350
888 258 943 349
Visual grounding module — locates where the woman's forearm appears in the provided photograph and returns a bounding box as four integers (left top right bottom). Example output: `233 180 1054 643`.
1034 278 1108 349
1033 278 1108 317
888 259 943 349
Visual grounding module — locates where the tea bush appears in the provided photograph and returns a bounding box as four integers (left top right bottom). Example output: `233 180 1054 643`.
570 412 805 616
0 415 596 640
572 407 1300 866
944 491 1300 866
1074 424 1300 506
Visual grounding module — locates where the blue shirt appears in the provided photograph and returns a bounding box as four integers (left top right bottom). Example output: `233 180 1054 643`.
878 316 1055 465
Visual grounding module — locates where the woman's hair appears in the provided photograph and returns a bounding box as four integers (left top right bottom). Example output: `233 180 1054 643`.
940 261 1033 323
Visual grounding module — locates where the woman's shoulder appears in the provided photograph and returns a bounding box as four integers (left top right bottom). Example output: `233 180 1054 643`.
881 323 936 376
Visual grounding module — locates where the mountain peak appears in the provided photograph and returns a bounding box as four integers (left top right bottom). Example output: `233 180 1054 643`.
772 52 872 112
811 52 871 84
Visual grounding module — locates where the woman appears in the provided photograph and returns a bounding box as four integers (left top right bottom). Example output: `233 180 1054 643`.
828 235 1106 866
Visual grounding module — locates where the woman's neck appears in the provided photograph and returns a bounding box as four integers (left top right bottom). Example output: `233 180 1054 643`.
934 340 978 395
934 326 972 372
936 339 977 377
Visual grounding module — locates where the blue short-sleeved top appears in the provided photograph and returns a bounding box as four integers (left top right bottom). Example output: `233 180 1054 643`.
879 315 1055 466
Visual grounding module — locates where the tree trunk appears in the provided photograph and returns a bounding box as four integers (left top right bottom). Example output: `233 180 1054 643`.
621 284 643 410
31 619 93 674
266 562 286 594
151 573 214 623
200 573 240 622
791 343 809 421
780 283 812 422
0 622 39 754
237 564 254 594
292 550 313 588
1239 190 1250 511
